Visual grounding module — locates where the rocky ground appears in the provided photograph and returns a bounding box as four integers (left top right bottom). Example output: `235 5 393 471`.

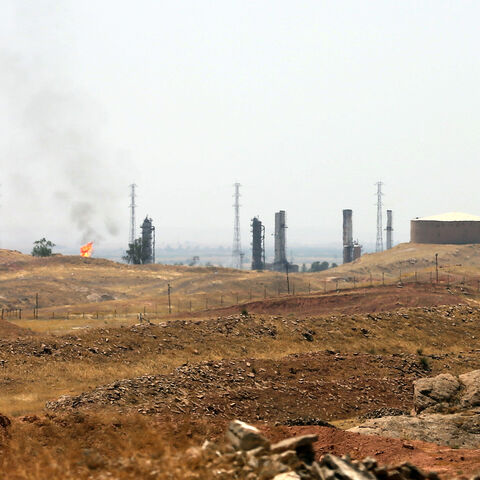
161 420 480 479
2 272 480 477
46 351 426 421
350 370 480 449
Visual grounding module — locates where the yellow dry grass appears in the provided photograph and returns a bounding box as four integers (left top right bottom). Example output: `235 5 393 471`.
3 243 480 323
2 300 480 416
0 412 219 479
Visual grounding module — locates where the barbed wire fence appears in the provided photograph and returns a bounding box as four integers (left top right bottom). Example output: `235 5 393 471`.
4 267 479 322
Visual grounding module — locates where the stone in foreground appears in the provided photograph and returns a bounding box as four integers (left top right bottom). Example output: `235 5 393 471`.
226 419 270 451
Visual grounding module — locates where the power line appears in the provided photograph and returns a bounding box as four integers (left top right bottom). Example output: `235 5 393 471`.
232 183 243 269
129 184 137 245
375 181 384 252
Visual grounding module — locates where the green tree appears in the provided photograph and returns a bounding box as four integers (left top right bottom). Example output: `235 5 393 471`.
310 261 329 272
32 238 55 257
123 238 148 264
330 262 338 269
301 263 307 273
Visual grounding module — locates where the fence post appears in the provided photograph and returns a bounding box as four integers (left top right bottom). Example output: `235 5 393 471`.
167 283 172 314
324 280 327 293
335 279 339 290
382 272 385 286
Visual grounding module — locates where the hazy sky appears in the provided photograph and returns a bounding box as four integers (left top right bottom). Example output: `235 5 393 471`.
1 1 480 255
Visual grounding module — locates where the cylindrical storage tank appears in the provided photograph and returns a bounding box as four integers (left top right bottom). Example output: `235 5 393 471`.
411 212 480 244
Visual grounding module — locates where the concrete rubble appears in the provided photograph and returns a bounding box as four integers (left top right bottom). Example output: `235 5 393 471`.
192 420 477 479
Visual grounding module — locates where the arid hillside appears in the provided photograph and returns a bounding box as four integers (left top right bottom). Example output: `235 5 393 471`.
2 246 480 478
1 242 479 319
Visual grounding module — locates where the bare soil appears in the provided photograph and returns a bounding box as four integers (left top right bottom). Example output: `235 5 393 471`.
266 425 480 478
1 248 480 478
210 283 468 317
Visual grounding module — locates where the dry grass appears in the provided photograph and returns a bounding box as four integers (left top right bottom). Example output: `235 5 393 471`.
2 302 480 416
0 412 221 479
3 243 480 322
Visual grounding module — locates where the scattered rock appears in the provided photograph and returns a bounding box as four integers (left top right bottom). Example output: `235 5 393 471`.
0 413 11 429
198 420 464 479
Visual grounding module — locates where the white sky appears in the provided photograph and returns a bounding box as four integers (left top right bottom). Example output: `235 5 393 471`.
1 1 480 253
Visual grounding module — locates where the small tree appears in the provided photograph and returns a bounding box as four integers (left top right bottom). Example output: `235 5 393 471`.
301 263 307 273
123 238 144 264
188 256 200 267
32 238 55 257
310 261 329 272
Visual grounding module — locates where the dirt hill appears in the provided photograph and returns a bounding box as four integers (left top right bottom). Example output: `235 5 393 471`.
0 243 479 318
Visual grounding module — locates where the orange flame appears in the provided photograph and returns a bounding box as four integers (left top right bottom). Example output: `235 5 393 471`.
80 242 93 258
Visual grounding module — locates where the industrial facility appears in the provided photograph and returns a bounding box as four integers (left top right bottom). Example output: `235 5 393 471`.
411 212 480 244
251 217 265 271
342 209 362 264
386 210 393 250
249 210 298 272
125 185 156 265
272 210 298 272
141 216 155 264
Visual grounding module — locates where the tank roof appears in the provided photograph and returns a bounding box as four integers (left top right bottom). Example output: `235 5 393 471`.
414 212 480 222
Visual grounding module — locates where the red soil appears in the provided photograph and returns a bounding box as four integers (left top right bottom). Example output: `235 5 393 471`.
266 425 480 478
209 283 468 317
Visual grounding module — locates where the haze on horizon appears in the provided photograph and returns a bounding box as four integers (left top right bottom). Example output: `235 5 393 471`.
1 1 480 257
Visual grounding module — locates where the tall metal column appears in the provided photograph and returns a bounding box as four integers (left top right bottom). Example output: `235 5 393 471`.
129 184 137 245
232 183 243 269
375 182 384 252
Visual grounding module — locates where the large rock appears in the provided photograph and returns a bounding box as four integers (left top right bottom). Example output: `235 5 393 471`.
414 373 460 413
226 420 270 451
320 454 376 480
272 473 300 480
349 412 480 449
271 434 318 464
459 370 480 408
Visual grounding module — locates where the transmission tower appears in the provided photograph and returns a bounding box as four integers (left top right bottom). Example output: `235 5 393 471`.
232 183 243 269
375 181 384 252
129 184 137 245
